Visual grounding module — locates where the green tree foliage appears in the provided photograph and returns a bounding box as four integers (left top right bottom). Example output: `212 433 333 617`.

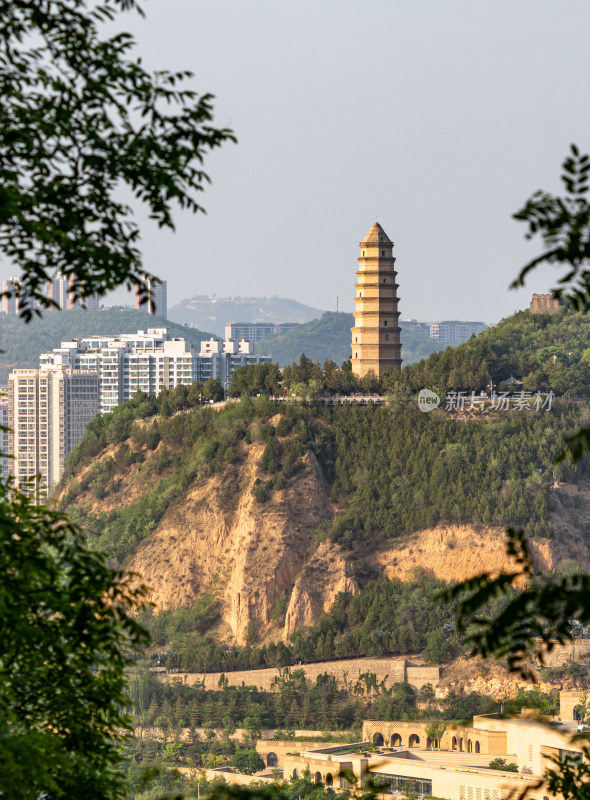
425 723 447 748
444 528 590 678
488 758 519 772
511 144 590 310
126 667 496 737
383 307 590 398
0 0 235 795
236 308 590 399
137 573 458 672
0 480 148 798
228 362 283 397
0 0 234 318
64 363 588 565
231 748 265 774
203 377 225 403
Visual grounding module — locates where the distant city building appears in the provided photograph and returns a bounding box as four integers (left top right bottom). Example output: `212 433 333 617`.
530 293 562 315
41 328 193 415
400 318 431 334
18 329 266 492
2 276 20 315
0 398 8 478
134 279 167 318
429 320 487 344
224 321 299 343
351 222 402 378
7 367 100 494
48 273 99 310
197 338 271 389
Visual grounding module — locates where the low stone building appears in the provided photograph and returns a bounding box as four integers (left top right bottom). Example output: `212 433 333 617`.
281 714 587 799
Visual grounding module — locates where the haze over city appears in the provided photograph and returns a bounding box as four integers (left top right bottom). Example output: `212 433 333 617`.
3 1 589 322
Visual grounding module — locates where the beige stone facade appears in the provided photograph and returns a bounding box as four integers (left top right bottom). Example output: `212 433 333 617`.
281 714 586 799
530 293 561 314
163 657 439 692
362 720 506 756
351 222 402 378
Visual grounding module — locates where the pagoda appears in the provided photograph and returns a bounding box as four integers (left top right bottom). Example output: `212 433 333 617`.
351 222 402 378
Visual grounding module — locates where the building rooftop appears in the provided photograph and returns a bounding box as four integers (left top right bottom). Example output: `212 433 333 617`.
360 221 393 245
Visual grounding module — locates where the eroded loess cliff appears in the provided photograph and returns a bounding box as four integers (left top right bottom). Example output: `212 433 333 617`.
61 408 590 645
129 442 334 643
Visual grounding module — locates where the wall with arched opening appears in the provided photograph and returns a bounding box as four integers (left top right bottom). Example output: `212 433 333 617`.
314 772 322 784
326 774 333 787
292 769 298 779
373 732 384 746
475 741 480 753
409 734 420 747
267 753 278 767
361 719 505 755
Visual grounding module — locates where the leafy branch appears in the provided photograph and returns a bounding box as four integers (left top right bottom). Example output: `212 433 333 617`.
512 144 590 310
441 528 590 679
0 0 236 320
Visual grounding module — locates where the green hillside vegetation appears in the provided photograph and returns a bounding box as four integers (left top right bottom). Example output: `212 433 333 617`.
256 311 444 367
168 294 324 335
62 392 586 567
126 662 499 737
60 308 590 664
0 306 215 383
238 309 590 398
63 306 590 566
138 572 461 673
388 308 590 397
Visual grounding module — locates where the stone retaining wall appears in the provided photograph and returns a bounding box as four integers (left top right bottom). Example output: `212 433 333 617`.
162 657 439 692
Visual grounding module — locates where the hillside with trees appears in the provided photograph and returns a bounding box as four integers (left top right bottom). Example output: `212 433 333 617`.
388 307 590 397
0 307 215 384
59 306 590 652
256 311 445 367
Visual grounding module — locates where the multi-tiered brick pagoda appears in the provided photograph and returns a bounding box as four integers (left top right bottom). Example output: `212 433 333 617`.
351 222 402 378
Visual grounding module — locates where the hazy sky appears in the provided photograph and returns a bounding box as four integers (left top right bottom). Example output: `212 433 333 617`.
6 1 590 322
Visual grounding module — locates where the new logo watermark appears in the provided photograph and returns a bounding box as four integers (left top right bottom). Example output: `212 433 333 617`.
418 389 441 412
417 389 556 412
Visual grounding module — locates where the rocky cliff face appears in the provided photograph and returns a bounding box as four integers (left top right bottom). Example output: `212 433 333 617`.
128 443 333 643
62 415 590 645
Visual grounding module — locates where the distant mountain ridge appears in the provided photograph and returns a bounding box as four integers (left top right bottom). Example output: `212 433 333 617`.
168 295 325 336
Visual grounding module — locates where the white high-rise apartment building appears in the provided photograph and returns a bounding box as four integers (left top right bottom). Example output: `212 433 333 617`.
41 328 195 414
7 367 100 494
197 338 271 389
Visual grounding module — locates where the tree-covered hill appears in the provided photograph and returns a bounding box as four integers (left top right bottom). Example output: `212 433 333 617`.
256 311 445 367
388 308 590 397
0 307 215 383
59 306 590 651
